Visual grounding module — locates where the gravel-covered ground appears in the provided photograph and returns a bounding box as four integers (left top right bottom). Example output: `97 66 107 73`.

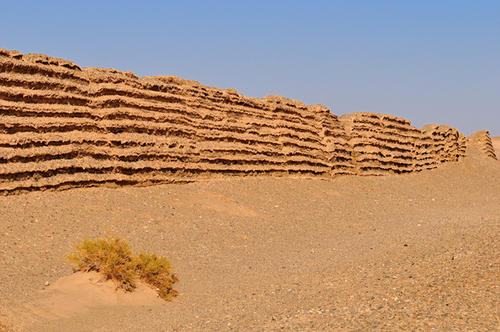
1 156 499 331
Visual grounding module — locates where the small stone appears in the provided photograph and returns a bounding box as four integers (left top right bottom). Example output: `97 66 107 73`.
44 281 50 286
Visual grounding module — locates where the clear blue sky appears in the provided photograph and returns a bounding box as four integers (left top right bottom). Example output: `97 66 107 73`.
2 1 499 135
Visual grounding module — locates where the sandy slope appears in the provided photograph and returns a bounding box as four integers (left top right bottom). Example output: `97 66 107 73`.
0 156 499 331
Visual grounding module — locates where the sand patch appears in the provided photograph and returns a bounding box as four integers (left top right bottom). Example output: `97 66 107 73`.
8 271 163 324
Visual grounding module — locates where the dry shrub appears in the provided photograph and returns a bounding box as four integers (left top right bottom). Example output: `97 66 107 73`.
68 238 137 291
135 253 179 300
68 237 178 300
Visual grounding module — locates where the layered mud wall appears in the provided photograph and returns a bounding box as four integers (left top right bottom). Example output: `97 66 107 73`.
340 113 430 175
421 124 467 165
467 130 497 159
0 49 495 194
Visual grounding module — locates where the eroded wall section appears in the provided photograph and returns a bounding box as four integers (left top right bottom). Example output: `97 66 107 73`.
0 49 495 194
467 130 497 159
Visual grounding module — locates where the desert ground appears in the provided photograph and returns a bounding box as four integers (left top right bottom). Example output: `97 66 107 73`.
0 153 499 331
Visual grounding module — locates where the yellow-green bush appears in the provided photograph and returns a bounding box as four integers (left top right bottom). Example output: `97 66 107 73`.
68 237 178 300
135 253 179 300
